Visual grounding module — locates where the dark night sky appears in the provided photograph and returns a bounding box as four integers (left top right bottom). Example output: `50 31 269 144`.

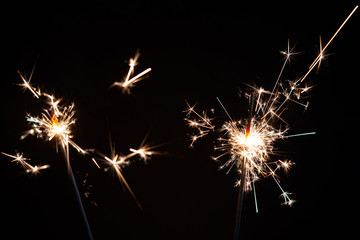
1 1 360 240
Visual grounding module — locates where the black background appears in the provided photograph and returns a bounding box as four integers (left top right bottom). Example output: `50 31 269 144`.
1 1 359 239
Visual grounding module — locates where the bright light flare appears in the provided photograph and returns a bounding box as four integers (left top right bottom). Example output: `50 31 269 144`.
25 101 85 154
112 51 152 93
17 70 40 98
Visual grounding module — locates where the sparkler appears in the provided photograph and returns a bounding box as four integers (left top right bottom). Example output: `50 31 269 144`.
9 48 158 237
111 50 152 93
16 71 93 239
23 99 86 155
184 5 358 240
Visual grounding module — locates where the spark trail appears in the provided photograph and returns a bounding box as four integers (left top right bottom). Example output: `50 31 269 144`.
112 50 152 93
2 151 49 174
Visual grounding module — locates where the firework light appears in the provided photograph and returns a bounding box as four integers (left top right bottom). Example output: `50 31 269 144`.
184 5 358 239
2 3 358 239
5 48 159 239
186 4 357 207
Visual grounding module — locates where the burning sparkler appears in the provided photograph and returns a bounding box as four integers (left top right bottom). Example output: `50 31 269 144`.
16 70 93 239
111 50 152 93
186 97 297 206
184 5 358 240
23 97 86 155
18 73 85 156
11 48 158 236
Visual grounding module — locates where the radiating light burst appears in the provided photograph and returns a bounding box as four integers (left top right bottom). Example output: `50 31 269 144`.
185 99 298 206
1 151 49 174
185 6 358 208
24 99 85 155
19 73 86 156
12 69 90 183
111 50 152 93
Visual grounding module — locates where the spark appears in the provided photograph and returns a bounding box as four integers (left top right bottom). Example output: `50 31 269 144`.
92 158 101 169
280 38 301 62
17 70 40 98
129 147 153 161
276 159 294 174
285 132 316 138
98 149 140 209
92 132 162 209
301 5 359 82
1 151 49 174
112 50 152 93
93 148 142 209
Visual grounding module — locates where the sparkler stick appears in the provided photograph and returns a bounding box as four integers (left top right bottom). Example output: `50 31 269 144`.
122 67 152 88
214 98 253 240
62 144 93 240
17 70 40 98
234 94 253 240
264 39 291 111
234 158 246 240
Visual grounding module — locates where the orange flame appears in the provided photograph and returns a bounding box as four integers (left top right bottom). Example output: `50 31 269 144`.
51 113 59 126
